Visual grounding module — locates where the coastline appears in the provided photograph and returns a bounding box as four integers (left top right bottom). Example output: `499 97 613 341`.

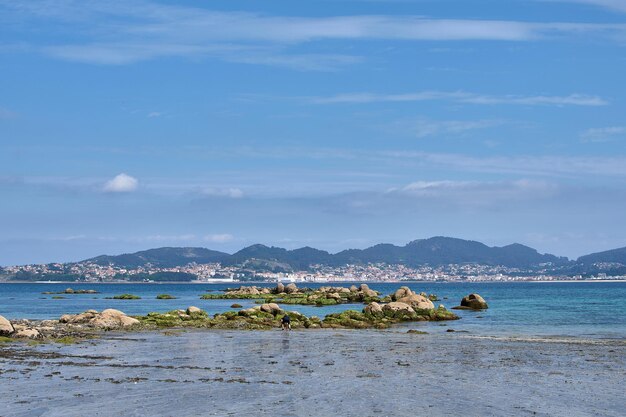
2 329 624 417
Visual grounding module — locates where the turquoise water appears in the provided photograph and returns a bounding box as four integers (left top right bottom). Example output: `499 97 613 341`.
1 281 624 339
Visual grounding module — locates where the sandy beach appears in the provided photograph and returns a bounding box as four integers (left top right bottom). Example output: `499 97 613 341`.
1 329 624 417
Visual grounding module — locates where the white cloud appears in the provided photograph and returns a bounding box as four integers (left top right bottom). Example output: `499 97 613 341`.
103 173 139 193
580 126 626 142
204 233 234 243
2 1 626 67
312 91 608 107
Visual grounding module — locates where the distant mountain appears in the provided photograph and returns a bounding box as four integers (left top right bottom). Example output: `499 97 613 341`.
84 247 229 268
332 237 566 268
80 237 569 271
577 246 626 265
226 244 333 271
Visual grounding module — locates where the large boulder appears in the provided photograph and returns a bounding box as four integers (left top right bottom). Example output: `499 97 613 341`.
397 294 435 310
393 286 413 301
260 303 282 315
382 302 416 320
186 306 203 315
460 293 488 310
363 302 384 317
14 328 41 339
0 315 14 336
276 282 285 293
285 283 298 294
90 309 139 330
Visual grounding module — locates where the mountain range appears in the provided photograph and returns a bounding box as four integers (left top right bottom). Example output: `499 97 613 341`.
80 236 625 271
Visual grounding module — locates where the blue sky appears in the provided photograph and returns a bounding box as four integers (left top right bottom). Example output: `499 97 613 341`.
1 0 626 265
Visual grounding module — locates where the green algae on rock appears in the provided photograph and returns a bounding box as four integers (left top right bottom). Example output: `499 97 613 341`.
106 294 142 300
202 283 382 306
156 294 177 300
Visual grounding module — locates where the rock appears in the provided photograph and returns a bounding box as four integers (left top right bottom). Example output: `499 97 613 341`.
407 330 428 334
186 306 203 315
363 302 383 317
393 286 413 301
90 309 139 330
383 302 415 316
119 315 140 327
276 282 285 293
0 315 14 335
15 328 41 339
359 284 370 292
285 283 298 294
231 303 243 308
328 292 342 300
362 288 378 298
59 314 74 323
65 288 75 294
260 303 282 314
460 293 488 310
397 294 435 310
349 285 358 293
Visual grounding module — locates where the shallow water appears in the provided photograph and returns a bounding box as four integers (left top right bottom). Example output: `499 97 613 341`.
1 330 624 417
1 281 625 338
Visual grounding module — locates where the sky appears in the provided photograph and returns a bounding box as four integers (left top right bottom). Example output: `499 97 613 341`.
1 0 626 265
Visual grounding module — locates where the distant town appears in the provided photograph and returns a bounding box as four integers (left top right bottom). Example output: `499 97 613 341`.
1 260 624 283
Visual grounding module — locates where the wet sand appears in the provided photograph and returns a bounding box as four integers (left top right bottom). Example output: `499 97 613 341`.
1 329 624 417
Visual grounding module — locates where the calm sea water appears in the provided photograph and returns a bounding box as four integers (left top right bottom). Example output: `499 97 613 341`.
1 281 624 339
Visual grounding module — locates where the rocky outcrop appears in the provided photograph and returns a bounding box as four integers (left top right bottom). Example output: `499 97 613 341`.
454 293 488 310
397 294 435 310
382 302 416 319
60 309 140 330
0 315 14 336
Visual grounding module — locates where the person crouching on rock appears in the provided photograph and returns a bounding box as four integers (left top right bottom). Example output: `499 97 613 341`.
281 314 291 331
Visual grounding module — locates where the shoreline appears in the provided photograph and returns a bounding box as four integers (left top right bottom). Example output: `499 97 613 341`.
2 329 624 416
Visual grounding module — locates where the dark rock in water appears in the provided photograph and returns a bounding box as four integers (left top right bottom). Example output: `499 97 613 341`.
457 293 488 310
407 330 428 334
231 303 243 308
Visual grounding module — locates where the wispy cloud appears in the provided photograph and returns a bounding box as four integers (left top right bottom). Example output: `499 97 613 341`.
204 234 234 243
409 119 504 138
580 126 626 142
310 91 608 106
543 0 626 13
2 0 626 67
390 179 559 201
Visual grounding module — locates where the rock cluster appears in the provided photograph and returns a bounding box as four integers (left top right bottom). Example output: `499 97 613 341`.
60 309 140 330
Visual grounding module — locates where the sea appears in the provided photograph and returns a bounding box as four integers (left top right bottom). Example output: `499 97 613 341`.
1 281 624 339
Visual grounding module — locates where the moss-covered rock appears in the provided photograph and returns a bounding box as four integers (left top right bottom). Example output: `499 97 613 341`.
106 294 141 300
156 294 177 300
